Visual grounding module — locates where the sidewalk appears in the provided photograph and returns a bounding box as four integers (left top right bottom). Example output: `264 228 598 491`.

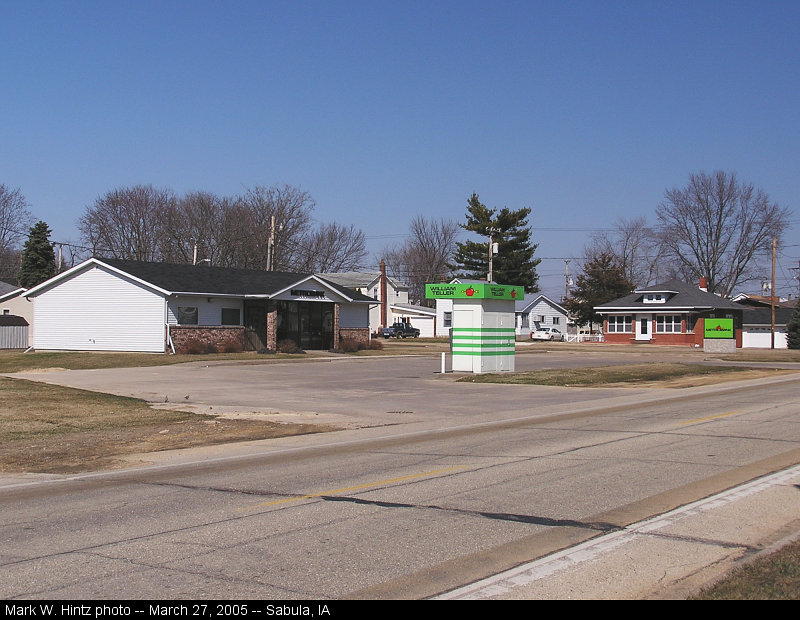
437 464 800 600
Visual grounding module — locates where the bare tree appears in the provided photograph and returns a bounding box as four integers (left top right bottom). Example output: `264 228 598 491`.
586 216 664 287
384 216 459 305
79 185 176 261
0 185 34 283
234 184 315 270
657 171 790 296
295 222 367 273
161 191 235 266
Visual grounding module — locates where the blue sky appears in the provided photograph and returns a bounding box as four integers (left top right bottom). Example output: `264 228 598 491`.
2 0 798 299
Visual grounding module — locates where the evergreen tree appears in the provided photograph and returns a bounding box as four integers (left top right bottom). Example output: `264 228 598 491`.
564 252 633 326
787 303 800 350
449 193 540 292
18 221 56 288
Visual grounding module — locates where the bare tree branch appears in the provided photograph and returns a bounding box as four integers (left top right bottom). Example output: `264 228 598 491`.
657 171 790 296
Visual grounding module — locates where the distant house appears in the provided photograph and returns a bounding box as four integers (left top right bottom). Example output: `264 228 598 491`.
595 278 744 347
731 293 796 348
322 267 433 335
25 258 373 353
389 303 436 337
0 282 32 346
514 294 569 336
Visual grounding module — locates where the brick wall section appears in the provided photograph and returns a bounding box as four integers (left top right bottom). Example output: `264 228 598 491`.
266 309 277 351
339 327 370 344
333 304 340 350
170 326 245 353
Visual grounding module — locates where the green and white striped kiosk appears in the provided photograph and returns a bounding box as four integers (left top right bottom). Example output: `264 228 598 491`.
426 282 522 373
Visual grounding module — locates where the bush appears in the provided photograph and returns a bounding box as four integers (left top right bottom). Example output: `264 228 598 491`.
277 339 305 354
221 338 244 353
337 338 361 353
364 339 383 350
179 338 208 355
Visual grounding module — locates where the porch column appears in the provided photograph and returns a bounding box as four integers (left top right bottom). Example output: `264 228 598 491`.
333 303 340 350
266 308 277 351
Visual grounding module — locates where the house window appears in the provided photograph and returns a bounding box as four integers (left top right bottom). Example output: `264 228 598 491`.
643 294 666 303
443 312 452 328
177 307 198 325
521 314 529 328
656 315 682 333
607 315 633 333
552 317 560 325
221 308 241 326
539 315 546 323
2 309 8 315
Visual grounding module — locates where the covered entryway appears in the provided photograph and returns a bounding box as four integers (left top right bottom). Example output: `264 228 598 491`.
276 300 334 350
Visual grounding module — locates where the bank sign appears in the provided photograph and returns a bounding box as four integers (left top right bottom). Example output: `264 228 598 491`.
704 318 734 339
425 283 524 301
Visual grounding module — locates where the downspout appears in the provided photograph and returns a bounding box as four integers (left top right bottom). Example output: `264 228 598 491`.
167 323 176 354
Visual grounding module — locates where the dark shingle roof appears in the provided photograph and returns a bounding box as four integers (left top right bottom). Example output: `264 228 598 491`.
740 306 794 326
0 315 28 326
596 279 743 311
99 259 373 301
0 281 20 296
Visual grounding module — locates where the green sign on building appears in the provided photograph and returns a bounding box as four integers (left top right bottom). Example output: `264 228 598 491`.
425 283 524 301
704 318 734 339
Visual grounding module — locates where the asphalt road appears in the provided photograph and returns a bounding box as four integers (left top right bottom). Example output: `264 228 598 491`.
2 353 800 599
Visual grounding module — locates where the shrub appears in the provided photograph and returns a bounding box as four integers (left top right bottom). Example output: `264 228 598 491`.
338 338 360 353
364 339 383 351
277 339 305 354
179 338 207 355
221 338 244 353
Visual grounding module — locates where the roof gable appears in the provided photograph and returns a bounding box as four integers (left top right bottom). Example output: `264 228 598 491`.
515 294 568 315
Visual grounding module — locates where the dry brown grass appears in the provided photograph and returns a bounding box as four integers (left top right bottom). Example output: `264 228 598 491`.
459 363 798 388
0 377 338 473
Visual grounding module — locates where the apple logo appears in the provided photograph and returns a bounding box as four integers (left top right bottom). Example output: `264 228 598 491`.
465 287 475 297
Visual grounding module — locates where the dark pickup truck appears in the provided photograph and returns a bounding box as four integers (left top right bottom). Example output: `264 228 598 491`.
381 322 421 338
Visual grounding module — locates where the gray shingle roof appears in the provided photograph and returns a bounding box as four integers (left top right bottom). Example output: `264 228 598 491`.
95 259 374 302
0 281 19 296
320 271 408 291
596 279 743 311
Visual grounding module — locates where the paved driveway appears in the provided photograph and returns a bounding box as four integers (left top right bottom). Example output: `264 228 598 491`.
9 352 670 430
9 346 765 432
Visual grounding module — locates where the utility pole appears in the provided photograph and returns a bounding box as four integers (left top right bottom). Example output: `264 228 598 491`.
487 228 498 283
771 236 776 349
564 259 570 300
267 215 275 271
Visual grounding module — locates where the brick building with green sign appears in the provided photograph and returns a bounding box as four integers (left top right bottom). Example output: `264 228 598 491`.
594 279 744 347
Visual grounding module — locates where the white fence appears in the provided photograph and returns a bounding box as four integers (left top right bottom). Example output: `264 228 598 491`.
565 333 604 343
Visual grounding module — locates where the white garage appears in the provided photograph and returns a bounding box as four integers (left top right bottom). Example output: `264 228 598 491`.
30 261 168 352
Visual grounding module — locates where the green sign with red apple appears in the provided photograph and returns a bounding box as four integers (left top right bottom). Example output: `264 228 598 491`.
425 283 524 301
704 318 734 339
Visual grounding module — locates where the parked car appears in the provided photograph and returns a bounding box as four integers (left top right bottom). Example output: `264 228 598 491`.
531 327 564 341
381 322 421 338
